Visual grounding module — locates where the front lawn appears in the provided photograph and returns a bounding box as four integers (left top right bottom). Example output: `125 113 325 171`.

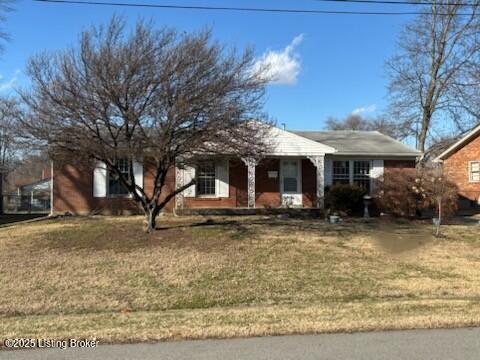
1 215 480 344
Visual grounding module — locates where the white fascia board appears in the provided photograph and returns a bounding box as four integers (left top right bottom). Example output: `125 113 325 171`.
435 124 480 161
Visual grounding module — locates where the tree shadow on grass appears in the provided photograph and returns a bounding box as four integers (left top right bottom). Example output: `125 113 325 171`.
37 216 382 254
157 216 359 239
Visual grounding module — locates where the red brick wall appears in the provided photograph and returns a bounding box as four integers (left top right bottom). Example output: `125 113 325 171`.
382 159 417 188
255 159 281 208
54 158 418 214
183 158 318 209
384 159 416 173
183 159 238 209
144 164 176 212
231 159 248 207
183 159 282 209
53 162 175 215
443 135 480 202
302 159 317 207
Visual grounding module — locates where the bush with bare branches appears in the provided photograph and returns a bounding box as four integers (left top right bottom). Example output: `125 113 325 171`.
374 169 421 218
374 166 458 235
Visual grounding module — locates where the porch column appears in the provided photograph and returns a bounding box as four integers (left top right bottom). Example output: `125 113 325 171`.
241 157 258 208
307 155 325 208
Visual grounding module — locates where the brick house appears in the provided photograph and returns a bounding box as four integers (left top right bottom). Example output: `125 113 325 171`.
51 126 420 215
435 124 480 210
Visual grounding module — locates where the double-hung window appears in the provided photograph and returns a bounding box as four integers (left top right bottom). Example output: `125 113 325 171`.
470 161 480 182
353 161 371 192
282 160 299 193
197 160 216 196
332 160 371 192
108 159 129 196
332 161 350 185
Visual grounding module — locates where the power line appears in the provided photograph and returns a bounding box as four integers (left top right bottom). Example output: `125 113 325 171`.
33 0 477 16
311 0 475 7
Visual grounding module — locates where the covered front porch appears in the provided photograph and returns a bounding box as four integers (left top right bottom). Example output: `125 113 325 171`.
174 126 336 210
175 156 328 210
242 156 327 209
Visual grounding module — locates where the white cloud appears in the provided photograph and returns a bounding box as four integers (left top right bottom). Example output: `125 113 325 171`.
253 34 304 85
0 69 21 92
351 104 377 115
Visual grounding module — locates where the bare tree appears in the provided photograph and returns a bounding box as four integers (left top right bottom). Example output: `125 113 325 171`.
419 166 458 237
0 97 19 169
0 96 19 213
325 114 406 139
0 0 13 54
3 150 50 193
386 0 480 154
20 16 271 232
0 96 21 203
422 134 459 162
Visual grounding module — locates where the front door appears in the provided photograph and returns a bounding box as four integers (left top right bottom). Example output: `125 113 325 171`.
280 159 302 207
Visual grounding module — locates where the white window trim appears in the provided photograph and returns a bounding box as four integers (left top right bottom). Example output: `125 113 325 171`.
469 161 480 183
107 161 132 198
280 158 302 194
332 160 350 184
196 160 218 198
332 160 373 191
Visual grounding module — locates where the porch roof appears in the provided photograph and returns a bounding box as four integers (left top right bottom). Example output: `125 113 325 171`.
292 130 421 157
267 126 337 156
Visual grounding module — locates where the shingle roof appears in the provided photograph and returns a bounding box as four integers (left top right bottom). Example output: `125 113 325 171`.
292 130 421 157
435 124 480 161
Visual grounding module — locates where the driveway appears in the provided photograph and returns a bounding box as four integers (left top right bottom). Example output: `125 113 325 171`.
3 328 480 360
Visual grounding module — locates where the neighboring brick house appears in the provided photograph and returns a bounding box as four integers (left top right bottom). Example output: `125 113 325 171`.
435 124 480 210
52 126 420 215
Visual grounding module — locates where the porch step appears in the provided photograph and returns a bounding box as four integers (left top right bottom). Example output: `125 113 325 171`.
175 207 324 217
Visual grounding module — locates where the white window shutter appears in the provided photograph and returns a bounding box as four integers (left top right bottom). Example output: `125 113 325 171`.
93 160 107 198
370 159 384 191
371 160 384 179
133 161 144 194
183 165 196 197
324 158 333 186
216 159 229 198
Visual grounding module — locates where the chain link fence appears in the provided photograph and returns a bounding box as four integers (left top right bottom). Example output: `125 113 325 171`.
2 194 50 214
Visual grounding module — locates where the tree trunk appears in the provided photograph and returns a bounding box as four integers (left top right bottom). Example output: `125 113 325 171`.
418 110 431 154
0 171 3 215
436 197 442 237
144 205 159 233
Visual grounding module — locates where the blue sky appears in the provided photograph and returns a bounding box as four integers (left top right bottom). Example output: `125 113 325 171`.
1 0 415 130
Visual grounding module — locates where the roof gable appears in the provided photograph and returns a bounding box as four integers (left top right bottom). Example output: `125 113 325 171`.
435 124 480 161
268 126 336 156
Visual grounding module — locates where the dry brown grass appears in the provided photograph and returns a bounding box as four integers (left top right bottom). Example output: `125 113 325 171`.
0 215 479 344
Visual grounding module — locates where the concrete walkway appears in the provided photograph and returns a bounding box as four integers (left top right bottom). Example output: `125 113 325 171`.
3 328 480 360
